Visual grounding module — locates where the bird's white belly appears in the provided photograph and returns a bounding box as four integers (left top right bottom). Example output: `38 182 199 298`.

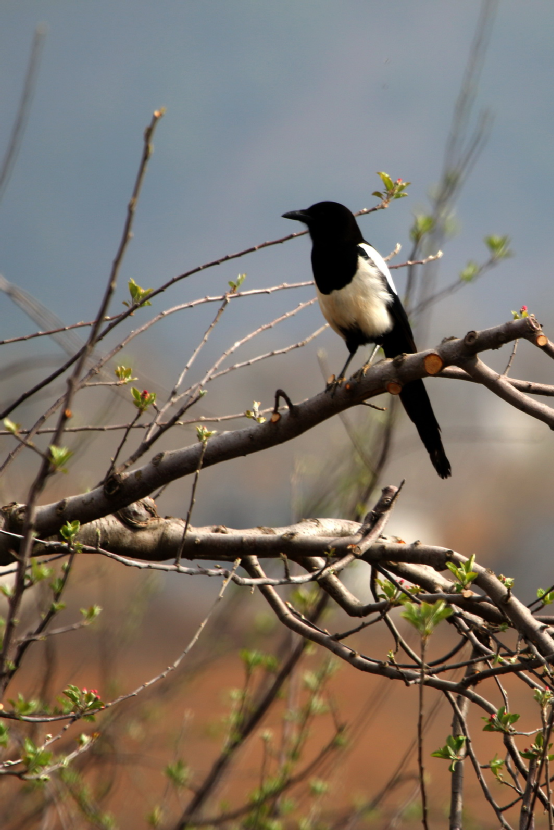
316 266 393 341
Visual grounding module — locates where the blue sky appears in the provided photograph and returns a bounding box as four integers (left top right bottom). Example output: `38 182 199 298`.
1 2 554 586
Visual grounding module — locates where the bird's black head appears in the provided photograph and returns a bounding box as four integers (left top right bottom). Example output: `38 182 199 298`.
282 201 364 246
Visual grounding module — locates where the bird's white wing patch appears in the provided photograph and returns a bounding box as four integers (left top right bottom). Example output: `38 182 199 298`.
358 242 398 296
316 252 393 341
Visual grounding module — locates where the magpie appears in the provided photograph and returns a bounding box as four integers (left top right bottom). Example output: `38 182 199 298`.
282 201 451 478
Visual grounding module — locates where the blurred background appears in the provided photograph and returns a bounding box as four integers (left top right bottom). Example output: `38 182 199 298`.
1 2 554 826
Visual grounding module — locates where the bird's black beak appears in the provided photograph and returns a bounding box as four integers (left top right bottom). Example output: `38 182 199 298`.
282 209 310 224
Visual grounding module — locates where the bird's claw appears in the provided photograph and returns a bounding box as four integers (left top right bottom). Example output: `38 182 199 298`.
325 374 345 395
352 364 370 382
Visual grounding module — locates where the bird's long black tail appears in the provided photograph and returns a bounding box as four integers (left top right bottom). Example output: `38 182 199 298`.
398 380 451 478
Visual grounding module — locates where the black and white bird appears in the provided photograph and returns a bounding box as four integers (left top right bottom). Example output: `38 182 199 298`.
282 200 451 479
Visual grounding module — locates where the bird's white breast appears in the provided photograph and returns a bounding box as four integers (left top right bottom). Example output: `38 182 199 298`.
316 255 393 341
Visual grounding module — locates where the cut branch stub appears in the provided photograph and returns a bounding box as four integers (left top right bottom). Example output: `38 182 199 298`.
386 381 403 396
535 333 549 347
423 353 444 375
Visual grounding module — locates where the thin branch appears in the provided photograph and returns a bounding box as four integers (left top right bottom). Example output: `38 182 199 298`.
0 26 46 203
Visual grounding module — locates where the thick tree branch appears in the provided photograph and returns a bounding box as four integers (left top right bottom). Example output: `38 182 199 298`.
2 316 543 539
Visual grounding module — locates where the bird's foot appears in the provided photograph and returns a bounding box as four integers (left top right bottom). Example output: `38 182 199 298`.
352 364 370 382
325 374 345 395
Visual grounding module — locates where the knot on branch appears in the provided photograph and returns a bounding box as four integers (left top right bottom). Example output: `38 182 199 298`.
104 473 124 498
116 498 160 529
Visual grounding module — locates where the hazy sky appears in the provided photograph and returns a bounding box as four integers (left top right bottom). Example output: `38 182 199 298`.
2 1 553 328
2 1 554 587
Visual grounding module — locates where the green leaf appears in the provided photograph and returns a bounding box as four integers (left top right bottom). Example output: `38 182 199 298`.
459 261 480 283
60 520 81 543
9 693 40 717
445 555 478 591
29 559 54 584
0 722 9 747
22 737 53 775
489 754 505 781
131 387 156 413
484 235 513 260
115 365 135 383
3 418 20 435
400 600 453 639
410 214 434 243
80 605 102 623
228 273 246 293
244 400 266 424
534 688 554 707
165 759 191 789
196 425 217 443
377 171 394 191
309 778 329 796
124 278 153 308
536 588 554 606
431 735 466 771
49 445 73 473
147 806 164 828
482 706 520 733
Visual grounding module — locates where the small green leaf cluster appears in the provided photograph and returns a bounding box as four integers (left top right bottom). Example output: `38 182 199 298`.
409 213 435 244
27 559 54 586
488 754 505 782
62 685 103 721
459 261 480 283
534 688 554 709
8 693 40 717
196 425 217 443
459 235 512 284
484 234 512 261
400 600 453 640
49 444 73 473
446 555 478 592
498 574 515 589
3 418 20 435
80 605 102 624
114 365 135 383
147 805 164 828
131 387 156 413
59 767 116 828
240 649 279 675
124 278 152 308
372 171 410 203
482 706 520 733
60 519 81 544
165 758 191 789
22 736 53 777
520 732 554 761
0 722 9 748
290 585 321 616
228 273 246 293
512 305 530 320
431 734 466 772
245 400 266 424
536 587 554 606
376 577 421 605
